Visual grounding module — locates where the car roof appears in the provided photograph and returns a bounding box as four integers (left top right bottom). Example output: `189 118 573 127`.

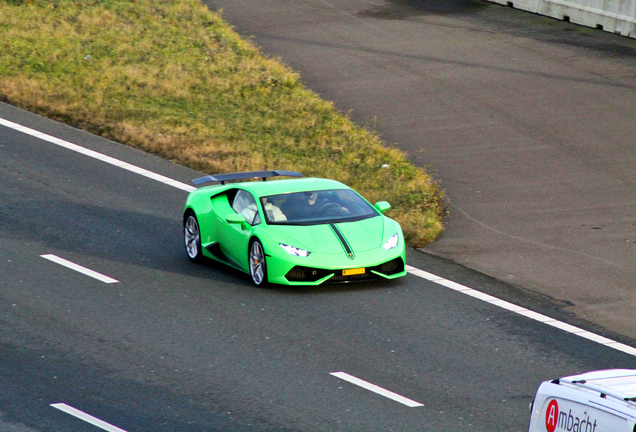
557 369 636 401
202 177 352 197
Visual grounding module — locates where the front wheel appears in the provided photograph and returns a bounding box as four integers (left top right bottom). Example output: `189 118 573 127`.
249 239 268 287
184 212 203 263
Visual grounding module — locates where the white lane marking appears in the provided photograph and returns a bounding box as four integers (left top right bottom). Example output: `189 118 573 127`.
41 254 119 284
51 403 128 432
3 116 636 357
0 117 195 193
406 265 636 357
330 372 423 407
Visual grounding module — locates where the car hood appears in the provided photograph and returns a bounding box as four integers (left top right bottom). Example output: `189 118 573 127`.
267 216 388 254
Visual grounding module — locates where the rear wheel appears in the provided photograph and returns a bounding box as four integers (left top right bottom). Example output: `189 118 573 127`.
184 212 203 263
249 239 268 287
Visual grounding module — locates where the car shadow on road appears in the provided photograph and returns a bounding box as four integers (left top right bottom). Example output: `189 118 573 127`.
1 197 407 292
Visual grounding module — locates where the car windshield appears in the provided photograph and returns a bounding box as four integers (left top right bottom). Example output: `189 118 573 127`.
260 189 378 225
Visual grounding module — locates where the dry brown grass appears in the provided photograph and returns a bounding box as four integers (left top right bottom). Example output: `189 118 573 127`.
0 0 447 247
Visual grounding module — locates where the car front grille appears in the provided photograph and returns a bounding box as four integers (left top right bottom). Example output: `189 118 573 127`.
285 257 404 283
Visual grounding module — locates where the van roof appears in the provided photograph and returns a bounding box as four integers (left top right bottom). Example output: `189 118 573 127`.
556 369 636 403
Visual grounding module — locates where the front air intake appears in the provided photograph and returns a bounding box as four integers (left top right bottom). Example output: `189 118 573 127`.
285 257 404 283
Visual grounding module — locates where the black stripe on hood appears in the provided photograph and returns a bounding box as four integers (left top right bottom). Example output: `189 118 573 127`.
330 223 355 260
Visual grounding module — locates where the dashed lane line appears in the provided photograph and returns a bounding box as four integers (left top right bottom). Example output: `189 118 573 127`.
330 372 424 407
51 403 128 432
41 254 119 284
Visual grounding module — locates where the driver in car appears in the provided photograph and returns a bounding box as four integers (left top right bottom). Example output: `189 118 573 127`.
307 192 348 217
282 191 349 221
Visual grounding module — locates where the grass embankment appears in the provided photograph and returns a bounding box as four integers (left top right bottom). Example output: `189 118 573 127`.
0 0 447 246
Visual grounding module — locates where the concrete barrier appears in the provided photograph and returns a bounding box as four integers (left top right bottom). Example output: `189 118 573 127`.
486 0 636 38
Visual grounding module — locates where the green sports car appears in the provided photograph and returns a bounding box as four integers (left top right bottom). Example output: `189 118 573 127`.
183 170 406 286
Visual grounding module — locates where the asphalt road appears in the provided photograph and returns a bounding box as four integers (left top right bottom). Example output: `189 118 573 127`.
200 0 636 339
3 1 636 429
2 100 636 431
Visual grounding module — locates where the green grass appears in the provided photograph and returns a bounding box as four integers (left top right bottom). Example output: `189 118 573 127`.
0 0 447 247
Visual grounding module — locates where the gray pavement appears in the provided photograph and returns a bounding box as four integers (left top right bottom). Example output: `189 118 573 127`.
202 0 636 338
3 101 636 431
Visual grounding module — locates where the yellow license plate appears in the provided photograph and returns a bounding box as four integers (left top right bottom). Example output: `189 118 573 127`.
343 268 365 276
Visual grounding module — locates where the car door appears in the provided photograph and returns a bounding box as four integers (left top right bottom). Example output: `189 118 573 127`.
219 189 261 270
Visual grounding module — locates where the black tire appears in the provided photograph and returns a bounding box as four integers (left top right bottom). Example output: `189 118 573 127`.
184 212 203 263
249 239 269 287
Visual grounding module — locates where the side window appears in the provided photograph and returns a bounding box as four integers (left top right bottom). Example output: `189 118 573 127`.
232 189 261 225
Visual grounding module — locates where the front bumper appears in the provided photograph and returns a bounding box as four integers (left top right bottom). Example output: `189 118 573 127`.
285 257 405 283
265 247 406 285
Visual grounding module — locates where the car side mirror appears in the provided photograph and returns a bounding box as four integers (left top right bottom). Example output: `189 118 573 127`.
375 201 391 213
226 213 246 226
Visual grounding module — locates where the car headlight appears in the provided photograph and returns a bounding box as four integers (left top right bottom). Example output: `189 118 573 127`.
382 234 399 250
280 244 311 257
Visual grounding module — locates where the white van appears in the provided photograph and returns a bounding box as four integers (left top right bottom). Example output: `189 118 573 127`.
528 369 636 432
